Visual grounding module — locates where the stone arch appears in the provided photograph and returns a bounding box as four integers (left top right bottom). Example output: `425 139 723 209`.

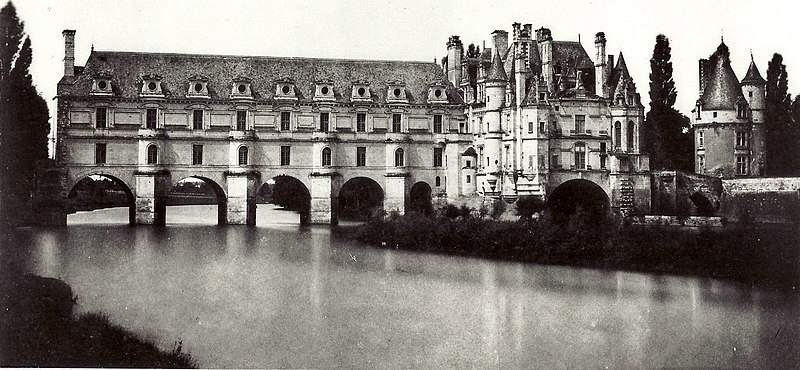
689 192 715 216
408 181 433 216
547 179 610 223
338 176 385 220
67 173 136 224
257 175 311 225
168 176 228 224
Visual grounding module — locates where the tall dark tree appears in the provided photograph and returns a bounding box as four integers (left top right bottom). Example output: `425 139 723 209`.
792 95 800 124
764 53 797 176
643 34 693 171
0 1 51 224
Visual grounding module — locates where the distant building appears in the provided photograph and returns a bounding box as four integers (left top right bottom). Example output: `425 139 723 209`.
441 24 651 215
691 41 767 178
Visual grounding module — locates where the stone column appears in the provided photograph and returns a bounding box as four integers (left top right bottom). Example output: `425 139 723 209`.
135 170 169 225
226 171 257 225
310 173 338 225
445 143 463 200
384 174 408 215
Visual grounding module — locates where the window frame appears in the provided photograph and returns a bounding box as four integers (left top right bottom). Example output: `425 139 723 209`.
280 146 291 166
356 113 366 132
356 147 366 167
95 143 107 164
394 148 404 167
96 107 107 129
146 144 158 165
192 144 204 165
236 110 247 131
319 112 330 132
145 108 157 129
574 142 587 170
433 148 443 167
193 110 204 130
392 113 402 133
736 155 748 175
238 146 248 166
321 147 332 167
433 114 443 134
281 111 291 131
575 115 586 134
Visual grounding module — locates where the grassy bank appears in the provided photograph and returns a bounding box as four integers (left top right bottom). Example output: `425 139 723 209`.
0 274 195 368
339 210 798 290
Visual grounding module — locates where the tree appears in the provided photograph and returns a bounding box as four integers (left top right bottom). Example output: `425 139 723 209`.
1 1 51 225
792 95 800 125
764 53 797 176
643 34 693 171
515 195 545 226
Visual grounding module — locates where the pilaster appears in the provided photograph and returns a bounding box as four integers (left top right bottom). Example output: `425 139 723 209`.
384 173 408 215
226 170 258 225
310 172 338 225
135 170 169 225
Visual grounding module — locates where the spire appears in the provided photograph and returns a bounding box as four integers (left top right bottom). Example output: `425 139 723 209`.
700 50 744 110
487 49 507 82
741 58 766 85
615 52 629 77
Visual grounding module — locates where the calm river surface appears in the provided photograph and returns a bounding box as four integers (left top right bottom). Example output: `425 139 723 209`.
6 205 799 368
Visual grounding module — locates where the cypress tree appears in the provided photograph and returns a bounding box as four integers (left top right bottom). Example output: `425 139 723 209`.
764 53 796 176
644 34 692 171
0 1 51 224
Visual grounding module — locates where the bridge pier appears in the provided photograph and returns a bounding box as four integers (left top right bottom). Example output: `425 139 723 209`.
226 172 257 225
310 173 338 225
384 174 407 216
135 171 169 225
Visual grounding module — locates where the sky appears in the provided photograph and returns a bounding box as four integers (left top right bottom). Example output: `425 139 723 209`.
11 0 800 152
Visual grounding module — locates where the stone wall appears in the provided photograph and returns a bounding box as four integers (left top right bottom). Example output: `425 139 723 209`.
650 171 723 217
720 178 800 223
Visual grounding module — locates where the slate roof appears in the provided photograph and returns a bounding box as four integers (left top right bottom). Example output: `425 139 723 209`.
741 60 766 85
700 51 744 110
61 51 464 105
608 52 631 94
487 49 508 81
551 41 594 70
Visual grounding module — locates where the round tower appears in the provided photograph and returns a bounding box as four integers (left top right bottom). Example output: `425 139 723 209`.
484 49 507 174
741 56 766 123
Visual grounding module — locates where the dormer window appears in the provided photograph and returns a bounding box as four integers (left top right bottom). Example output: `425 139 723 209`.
736 100 748 119
427 81 448 104
314 79 335 102
275 77 297 101
91 72 113 96
187 75 210 99
230 77 253 100
140 74 164 98
387 80 408 104
351 80 372 102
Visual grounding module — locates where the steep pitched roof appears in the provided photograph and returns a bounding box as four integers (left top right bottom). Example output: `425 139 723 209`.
741 59 766 85
61 51 464 104
607 52 630 94
487 49 508 82
700 51 744 110
552 41 593 70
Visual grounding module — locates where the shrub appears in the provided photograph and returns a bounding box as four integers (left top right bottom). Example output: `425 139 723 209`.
490 199 506 219
515 196 545 221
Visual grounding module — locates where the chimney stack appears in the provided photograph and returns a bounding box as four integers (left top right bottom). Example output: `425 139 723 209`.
492 30 508 60
63 29 76 77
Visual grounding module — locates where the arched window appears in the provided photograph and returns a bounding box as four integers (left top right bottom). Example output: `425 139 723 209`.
626 121 635 152
435 176 441 187
238 146 248 166
614 121 622 150
574 142 586 170
147 144 158 165
321 147 332 167
394 148 404 167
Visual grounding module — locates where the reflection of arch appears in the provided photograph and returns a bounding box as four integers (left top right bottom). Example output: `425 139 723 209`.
338 177 384 220
409 181 433 216
547 179 610 223
689 192 715 216
626 121 635 152
257 175 311 225
67 174 135 224
394 148 404 167
168 176 228 224
147 144 158 165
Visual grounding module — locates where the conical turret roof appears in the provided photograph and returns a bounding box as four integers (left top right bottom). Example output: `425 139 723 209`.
615 52 630 77
700 50 744 110
741 59 766 85
486 49 507 82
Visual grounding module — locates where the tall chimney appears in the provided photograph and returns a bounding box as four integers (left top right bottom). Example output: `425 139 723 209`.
492 30 508 59
594 32 607 97
446 36 463 88
63 29 76 77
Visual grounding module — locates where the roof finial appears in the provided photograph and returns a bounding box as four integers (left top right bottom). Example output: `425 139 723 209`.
91 43 94 52
750 49 754 61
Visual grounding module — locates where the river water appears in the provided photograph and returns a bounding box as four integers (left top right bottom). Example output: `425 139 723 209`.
5 205 798 368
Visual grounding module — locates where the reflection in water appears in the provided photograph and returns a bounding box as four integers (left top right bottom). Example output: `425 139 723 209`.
4 206 795 368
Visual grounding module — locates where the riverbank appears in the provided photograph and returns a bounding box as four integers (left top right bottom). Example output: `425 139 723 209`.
337 211 799 290
0 273 195 368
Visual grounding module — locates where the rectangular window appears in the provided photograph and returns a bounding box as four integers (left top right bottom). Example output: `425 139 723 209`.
466 160 471 168
713 112 718 118
600 142 607 153
280 146 291 166
574 144 586 170
736 155 748 175
281 111 291 131
192 145 203 165
95 143 106 164
528 155 534 168
236 111 247 130
698 154 705 171
146 109 157 129
539 122 546 133
392 113 401 133
356 147 366 167
433 148 443 167
528 122 534 133
96 108 107 128
356 113 366 132
600 155 607 169
320 112 329 132
698 131 704 147
736 131 749 147
552 154 559 168
193 110 203 130
575 115 585 134
433 114 443 134
466 175 471 184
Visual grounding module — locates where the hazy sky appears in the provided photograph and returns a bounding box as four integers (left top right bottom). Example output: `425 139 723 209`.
12 0 800 145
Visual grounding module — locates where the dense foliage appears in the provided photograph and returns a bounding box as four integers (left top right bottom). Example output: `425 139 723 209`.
765 53 800 176
643 34 693 171
345 208 797 290
0 1 51 224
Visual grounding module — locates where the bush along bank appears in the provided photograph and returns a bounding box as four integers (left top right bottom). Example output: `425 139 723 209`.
342 205 798 290
0 274 195 368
